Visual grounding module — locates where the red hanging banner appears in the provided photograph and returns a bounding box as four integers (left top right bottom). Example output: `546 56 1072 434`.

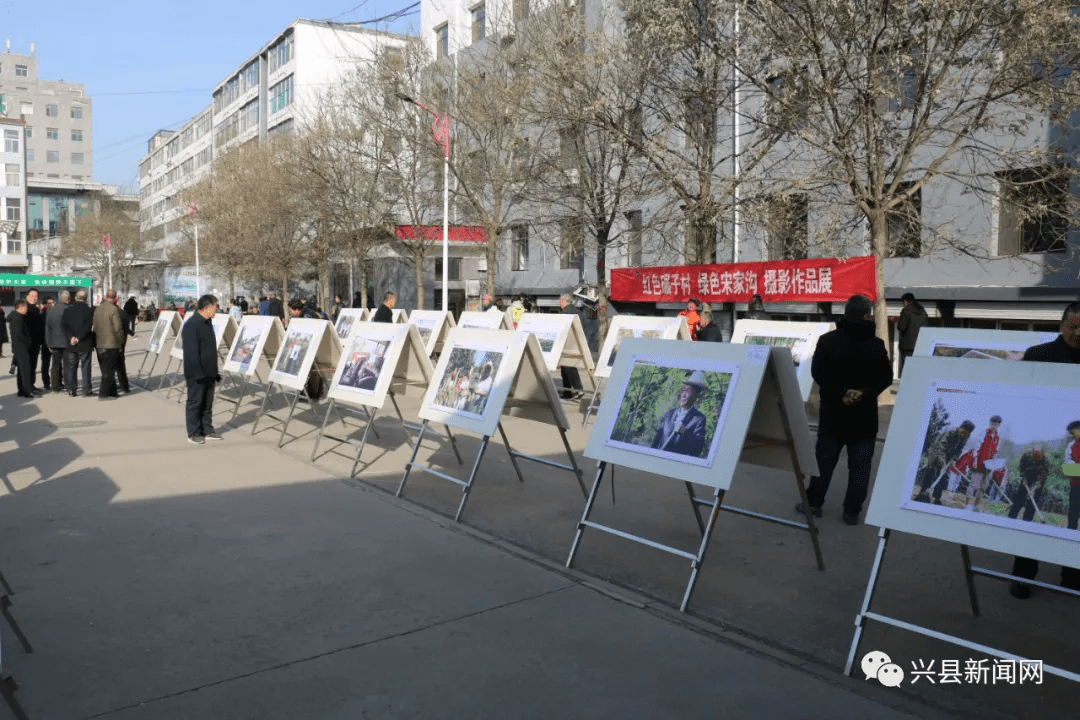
609 256 877 304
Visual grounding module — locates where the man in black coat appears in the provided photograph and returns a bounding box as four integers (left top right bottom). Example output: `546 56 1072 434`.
372 291 395 323
557 293 584 399
24 288 46 391
45 290 71 392
63 289 95 396
267 294 285 320
697 306 724 342
182 294 222 445
894 292 928 377
797 295 893 525
1009 301 1080 599
7 300 38 398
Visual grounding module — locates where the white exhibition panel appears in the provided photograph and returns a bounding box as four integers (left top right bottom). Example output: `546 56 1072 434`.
594 315 691 379
407 309 455 356
730 319 833 401
739 345 819 477
501 332 571 430
458 310 513 331
391 308 409 323
418 328 527 437
865 356 1080 568
211 313 237 350
334 309 368 342
169 312 194 361
146 311 179 355
328 322 431 409
267 318 333 392
585 338 773 490
912 327 1058 361
514 313 575 372
223 315 280 377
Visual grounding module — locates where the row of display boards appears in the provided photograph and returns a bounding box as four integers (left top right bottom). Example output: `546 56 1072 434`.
126 311 1078 688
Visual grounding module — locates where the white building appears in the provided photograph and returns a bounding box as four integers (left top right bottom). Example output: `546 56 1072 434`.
138 19 410 262
0 116 27 272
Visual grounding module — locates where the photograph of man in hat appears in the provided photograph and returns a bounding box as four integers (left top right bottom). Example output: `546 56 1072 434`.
651 370 709 458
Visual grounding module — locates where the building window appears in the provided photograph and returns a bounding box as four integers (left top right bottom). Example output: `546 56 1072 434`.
6 198 20 222
46 151 59 163
5 163 19 186
997 165 1069 255
767 193 809 260
45 104 58 117
3 129 18 153
239 98 259 132
472 4 486 43
268 34 294 75
269 75 293 114
436 24 449 60
26 150 33 162
7 235 22 254
71 106 83 119
46 127 59 140
764 73 809 133
15 64 27 77
242 60 259 91
560 219 583 270
71 129 83 142
24 127 32 138
886 183 922 258
514 0 530 23
559 127 579 170
434 257 462 281
626 210 643 266
71 153 84 165
511 224 529 270
20 102 32 115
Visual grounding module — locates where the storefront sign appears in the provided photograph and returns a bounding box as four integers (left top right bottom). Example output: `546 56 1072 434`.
0 273 93 289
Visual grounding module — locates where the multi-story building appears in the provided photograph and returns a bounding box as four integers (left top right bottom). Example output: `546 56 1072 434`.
0 116 27 272
138 20 411 288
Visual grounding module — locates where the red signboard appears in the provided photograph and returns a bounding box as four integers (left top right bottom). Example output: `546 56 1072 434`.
395 225 487 242
609 256 877 304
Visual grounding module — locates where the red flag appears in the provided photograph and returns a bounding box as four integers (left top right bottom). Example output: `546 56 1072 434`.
99 233 112 249
189 203 197 217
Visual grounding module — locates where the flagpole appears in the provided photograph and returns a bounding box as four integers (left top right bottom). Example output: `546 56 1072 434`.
191 203 201 298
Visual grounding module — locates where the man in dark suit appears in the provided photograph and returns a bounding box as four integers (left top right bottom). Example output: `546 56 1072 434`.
45 291 71 392
24 288 46 391
7 300 38 398
651 370 709 458
558 293 584 399
372 291 395 323
183 294 222 444
63 289 96 396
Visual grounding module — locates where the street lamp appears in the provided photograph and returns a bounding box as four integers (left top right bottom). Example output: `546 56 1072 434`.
396 92 450 311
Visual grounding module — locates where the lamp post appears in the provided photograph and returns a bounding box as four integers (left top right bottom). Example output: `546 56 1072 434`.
396 92 450 312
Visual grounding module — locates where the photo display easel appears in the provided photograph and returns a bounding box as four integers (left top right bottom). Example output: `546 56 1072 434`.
406 309 456 356
312 322 463 475
399 328 587 521
515 312 597 391
730 319 834 401
913 327 1058 362
457 310 514 331
584 315 692 428
333 308 368 345
568 338 822 612
391 308 409 323
135 310 181 383
163 313 238 403
251 318 339 448
220 315 286 422
848 356 1080 684
154 313 194 392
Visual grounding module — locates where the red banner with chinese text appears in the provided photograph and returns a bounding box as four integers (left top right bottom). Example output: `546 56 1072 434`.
609 256 877 304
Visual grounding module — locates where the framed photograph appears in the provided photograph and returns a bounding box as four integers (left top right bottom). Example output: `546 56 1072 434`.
225 316 271 375
328 322 425 408
595 316 690 378
865 357 1080 568
334 308 368 339
515 313 573 369
407 310 454 356
169 313 194 361
457 310 511 331
586 339 776 489
146 311 176 354
430 346 506 420
267 318 333 392
731 320 833 400
913 327 1057 361
274 328 316 377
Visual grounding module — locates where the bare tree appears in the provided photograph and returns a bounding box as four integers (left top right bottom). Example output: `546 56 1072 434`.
61 193 147 294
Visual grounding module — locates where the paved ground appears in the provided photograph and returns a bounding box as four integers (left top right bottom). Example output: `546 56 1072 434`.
0 333 1073 719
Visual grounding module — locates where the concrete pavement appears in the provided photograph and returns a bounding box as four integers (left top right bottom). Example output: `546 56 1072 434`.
0 335 1071 718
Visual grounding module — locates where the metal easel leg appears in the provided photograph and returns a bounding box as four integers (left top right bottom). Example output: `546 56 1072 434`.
389 392 416 448
136 349 150 378
230 375 250 423
680 488 725 612
445 425 464 465
0 675 29 720
311 399 335 462
960 545 981 618
0 569 13 596
582 379 603 430
497 422 526 483
397 420 429 498
277 390 305 448
251 381 273 435
154 358 173 390
557 427 587 497
349 405 380 478
455 435 491 522
779 397 825 571
0 596 33 653
685 481 707 536
845 528 891 676
567 462 607 568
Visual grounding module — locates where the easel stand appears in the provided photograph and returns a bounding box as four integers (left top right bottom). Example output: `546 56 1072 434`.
134 348 154 382
846 527 1080 684
0 567 33 720
221 369 271 423
581 377 605 430
154 356 182 392
252 383 340 449
397 419 586 522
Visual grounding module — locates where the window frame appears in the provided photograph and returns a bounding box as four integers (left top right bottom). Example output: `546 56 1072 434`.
511 224 529 271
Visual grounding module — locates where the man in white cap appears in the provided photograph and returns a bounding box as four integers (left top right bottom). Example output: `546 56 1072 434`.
651 370 709 458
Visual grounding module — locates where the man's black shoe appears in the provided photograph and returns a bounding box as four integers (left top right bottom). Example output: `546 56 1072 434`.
1009 581 1032 600
842 513 860 526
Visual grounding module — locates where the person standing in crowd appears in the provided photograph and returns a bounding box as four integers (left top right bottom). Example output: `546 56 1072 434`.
288 298 319 321
116 295 135 395
697 305 723 342
1009 301 1080 599
679 297 702 340
329 294 343 323
7 300 37 398
238 296 249 314
0 302 8 358
558 293 584 400
123 296 139 324
45 291 71 393
24 288 45 392
93 289 125 400
651 371 709 458
797 295 893 525
183 295 222 445
894 292 928 377
481 294 494 312
747 295 768 320
258 296 270 315
373 291 395 323
267 293 285 320
63 289 95 397
228 299 243 324
40 298 56 391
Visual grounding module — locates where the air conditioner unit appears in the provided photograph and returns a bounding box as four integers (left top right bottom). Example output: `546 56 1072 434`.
477 258 487 272
466 279 481 297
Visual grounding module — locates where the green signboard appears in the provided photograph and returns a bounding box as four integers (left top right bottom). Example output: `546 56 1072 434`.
0 273 93 289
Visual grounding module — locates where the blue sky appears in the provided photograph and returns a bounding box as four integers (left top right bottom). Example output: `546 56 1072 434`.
2 0 418 191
